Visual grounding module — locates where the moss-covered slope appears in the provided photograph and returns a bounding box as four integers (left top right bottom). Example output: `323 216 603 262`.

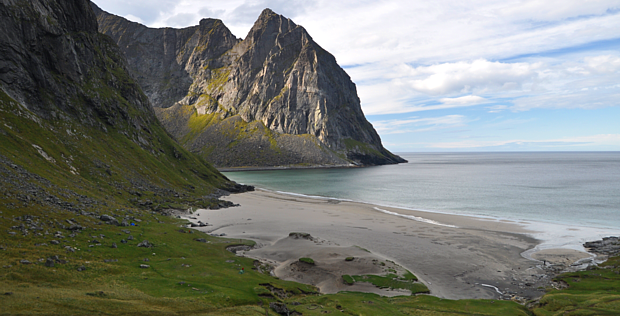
0 0 244 216
156 105 353 168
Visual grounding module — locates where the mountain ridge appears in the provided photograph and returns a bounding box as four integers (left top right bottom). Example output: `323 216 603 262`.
0 0 245 221
93 5 406 168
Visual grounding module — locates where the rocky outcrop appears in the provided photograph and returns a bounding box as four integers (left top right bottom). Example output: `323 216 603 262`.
93 5 406 168
585 237 620 256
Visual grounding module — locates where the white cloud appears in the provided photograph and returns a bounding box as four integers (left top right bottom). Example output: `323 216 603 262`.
123 14 146 25
439 95 488 105
497 0 620 22
373 115 468 134
510 87 620 112
584 55 620 74
486 105 508 113
427 134 620 149
401 59 541 95
165 13 198 28
199 7 226 19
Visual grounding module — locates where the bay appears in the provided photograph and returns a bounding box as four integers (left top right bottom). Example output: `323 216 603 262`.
223 152 620 231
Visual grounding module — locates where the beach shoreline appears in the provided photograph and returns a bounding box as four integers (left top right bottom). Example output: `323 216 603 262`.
185 189 596 300
217 164 357 172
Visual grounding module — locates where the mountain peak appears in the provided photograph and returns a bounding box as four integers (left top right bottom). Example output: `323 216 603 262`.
259 8 277 18
94 7 406 167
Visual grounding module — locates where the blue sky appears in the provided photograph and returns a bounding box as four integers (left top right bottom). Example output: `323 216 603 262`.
93 0 620 152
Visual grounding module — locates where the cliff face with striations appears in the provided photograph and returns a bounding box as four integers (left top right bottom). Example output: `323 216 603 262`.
93 5 406 168
0 0 241 218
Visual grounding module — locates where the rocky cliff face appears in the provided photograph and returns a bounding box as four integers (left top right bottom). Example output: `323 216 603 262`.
0 0 239 216
94 6 406 168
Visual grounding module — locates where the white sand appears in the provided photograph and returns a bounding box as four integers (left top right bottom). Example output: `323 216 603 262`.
189 190 592 300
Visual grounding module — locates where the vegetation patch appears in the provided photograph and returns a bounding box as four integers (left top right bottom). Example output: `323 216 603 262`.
343 274 429 295
531 255 620 315
342 275 355 285
299 257 315 265
343 138 385 158
206 67 231 92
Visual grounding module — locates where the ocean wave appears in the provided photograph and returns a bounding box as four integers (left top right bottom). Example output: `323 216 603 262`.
373 207 458 228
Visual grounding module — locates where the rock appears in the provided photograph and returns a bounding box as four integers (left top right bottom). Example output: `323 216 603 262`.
226 245 252 254
65 246 75 253
289 232 314 240
93 5 406 168
44 258 55 267
20 260 31 265
269 302 290 315
143 258 149 262
111 243 117 248
128 235 134 241
193 238 207 243
120 239 127 244
100 215 119 225
137 240 153 248
67 224 83 231
584 237 620 255
77 266 87 271
140 264 150 269
50 240 60 245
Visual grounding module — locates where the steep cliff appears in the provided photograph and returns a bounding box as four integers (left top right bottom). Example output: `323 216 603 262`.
0 0 242 219
93 6 406 168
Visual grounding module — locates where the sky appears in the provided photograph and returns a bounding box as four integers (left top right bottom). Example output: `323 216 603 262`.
92 0 620 152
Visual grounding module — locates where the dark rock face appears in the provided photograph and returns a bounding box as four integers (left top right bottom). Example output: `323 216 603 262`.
0 0 153 132
0 0 238 230
584 237 620 256
93 6 406 167
269 302 291 315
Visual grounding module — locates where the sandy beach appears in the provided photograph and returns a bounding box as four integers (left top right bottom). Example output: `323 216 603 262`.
186 189 593 300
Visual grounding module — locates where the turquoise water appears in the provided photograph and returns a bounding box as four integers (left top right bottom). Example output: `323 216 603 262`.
223 152 620 231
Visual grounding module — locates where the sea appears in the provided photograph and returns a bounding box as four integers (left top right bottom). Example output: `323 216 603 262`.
223 152 620 251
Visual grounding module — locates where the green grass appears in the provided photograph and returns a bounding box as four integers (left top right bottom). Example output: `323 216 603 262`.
531 255 620 315
0 214 317 315
299 258 315 265
345 256 355 261
342 274 429 295
342 275 355 285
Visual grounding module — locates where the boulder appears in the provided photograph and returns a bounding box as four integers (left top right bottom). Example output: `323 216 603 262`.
269 302 290 315
44 258 55 267
137 240 153 248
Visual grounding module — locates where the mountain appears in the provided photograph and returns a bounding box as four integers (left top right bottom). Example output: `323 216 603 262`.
0 0 247 220
92 5 406 168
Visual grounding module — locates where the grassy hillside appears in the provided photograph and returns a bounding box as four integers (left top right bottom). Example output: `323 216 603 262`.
531 255 620 315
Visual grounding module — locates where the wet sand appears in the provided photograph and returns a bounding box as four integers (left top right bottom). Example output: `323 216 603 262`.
187 190 593 300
